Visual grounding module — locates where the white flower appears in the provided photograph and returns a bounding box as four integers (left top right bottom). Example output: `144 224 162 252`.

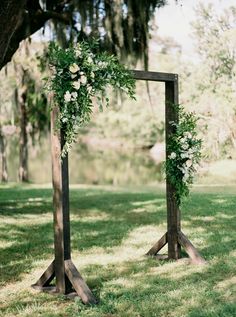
80 75 87 85
64 91 71 102
87 85 92 93
72 80 81 90
90 72 95 79
186 159 193 168
169 152 177 159
75 48 82 57
98 61 108 68
71 91 78 100
80 71 84 75
182 143 189 150
184 132 192 139
69 63 80 73
180 137 187 144
75 44 82 57
181 153 188 159
71 74 77 79
183 173 189 182
62 117 68 123
87 56 93 64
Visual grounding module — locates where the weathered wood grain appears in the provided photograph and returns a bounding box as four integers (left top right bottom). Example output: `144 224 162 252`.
146 232 168 256
65 260 97 304
32 261 55 288
178 231 206 265
132 70 178 82
165 80 181 260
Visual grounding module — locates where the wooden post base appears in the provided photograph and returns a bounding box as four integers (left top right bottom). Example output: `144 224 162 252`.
146 231 206 265
32 259 97 304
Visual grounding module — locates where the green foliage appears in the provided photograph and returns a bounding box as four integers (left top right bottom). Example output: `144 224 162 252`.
165 105 202 205
23 73 49 143
46 41 136 156
185 3 236 159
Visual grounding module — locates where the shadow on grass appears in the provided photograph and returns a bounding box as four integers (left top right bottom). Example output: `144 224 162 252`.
0 187 166 286
0 185 236 317
75 254 236 317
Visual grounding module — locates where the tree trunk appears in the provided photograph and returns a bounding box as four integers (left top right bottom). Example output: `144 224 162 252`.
0 130 8 182
18 85 29 182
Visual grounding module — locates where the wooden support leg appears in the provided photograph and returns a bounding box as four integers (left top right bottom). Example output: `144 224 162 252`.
33 107 97 304
65 260 97 304
178 231 206 265
146 232 167 256
32 261 55 289
146 78 205 264
146 229 206 264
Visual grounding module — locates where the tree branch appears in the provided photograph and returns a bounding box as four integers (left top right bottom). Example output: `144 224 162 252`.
0 0 74 70
0 0 27 70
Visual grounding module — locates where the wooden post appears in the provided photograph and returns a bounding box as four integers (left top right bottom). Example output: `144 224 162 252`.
165 78 181 260
33 107 97 304
51 107 71 293
142 71 205 264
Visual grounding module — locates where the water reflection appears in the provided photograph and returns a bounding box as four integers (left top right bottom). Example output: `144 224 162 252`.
69 144 164 185
8 141 164 185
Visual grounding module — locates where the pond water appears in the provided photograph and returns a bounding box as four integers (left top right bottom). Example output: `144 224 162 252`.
7 141 164 185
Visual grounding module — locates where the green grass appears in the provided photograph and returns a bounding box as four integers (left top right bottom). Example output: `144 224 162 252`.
0 184 236 317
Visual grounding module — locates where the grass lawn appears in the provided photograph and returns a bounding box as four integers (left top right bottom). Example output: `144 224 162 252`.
0 184 235 317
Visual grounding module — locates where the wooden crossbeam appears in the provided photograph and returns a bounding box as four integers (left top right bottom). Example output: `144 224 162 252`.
132 70 178 82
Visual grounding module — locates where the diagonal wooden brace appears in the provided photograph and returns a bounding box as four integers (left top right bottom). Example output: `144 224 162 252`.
146 232 168 256
178 231 206 265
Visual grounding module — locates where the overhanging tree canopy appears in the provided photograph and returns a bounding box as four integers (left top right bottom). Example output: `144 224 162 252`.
0 0 167 70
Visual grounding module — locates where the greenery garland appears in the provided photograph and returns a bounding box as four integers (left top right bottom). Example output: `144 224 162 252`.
165 105 202 206
46 41 135 156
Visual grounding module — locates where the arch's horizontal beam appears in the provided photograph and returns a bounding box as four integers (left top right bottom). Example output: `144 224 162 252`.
131 70 178 82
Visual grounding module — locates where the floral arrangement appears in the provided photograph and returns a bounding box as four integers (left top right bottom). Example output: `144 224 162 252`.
46 41 135 156
165 105 202 205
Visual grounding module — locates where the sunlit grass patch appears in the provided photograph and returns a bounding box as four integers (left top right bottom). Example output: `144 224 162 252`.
0 184 236 317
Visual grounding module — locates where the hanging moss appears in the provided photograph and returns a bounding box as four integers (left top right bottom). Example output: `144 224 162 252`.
47 0 167 67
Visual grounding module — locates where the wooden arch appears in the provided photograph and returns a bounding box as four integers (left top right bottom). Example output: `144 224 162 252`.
32 70 205 305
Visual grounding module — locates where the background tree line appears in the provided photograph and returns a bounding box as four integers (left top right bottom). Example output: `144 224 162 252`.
0 1 236 183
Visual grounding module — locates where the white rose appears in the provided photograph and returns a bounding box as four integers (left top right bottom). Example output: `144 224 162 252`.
186 160 193 168
169 152 177 159
181 153 188 159
71 91 78 100
62 117 68 123
87 56 93 64
182 143 189 150
72 80 81 90
87 85 92 93
180 137 187 143
183 173 189 182
64 91 71 102
184 132 192 139
98 61 107 68
69 63 80 73
75 48 82 57
80 75 87 85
